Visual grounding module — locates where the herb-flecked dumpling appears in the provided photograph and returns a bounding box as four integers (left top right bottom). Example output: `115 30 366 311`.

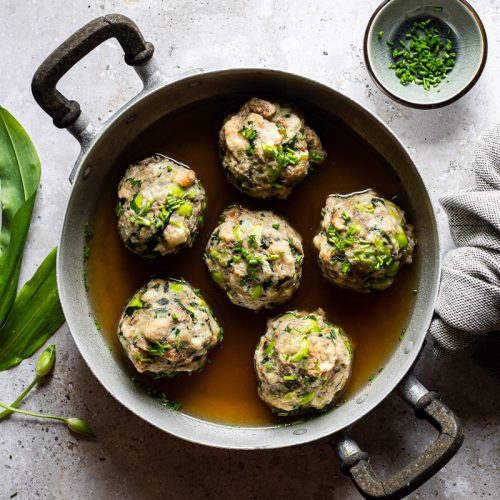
254 309 353 415
204 205 303 311
219 98 326 199
313 190 416 292
118 278 223 377
116 155 206 257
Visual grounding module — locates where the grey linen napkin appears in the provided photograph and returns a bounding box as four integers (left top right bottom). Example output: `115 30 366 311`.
430 123 500 360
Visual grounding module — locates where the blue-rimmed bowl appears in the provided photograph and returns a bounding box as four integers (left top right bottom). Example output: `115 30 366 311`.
364 0 487 108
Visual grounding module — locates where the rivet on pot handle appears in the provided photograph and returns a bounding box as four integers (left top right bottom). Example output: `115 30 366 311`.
31 14 155 131
335 375 464 499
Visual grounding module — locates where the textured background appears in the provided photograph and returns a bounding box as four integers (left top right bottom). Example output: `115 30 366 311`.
1 0 499 498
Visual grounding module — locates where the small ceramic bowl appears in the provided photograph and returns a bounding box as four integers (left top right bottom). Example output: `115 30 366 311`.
364 0 487 108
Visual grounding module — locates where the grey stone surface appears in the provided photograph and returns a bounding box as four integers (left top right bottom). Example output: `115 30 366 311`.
0 0 499 498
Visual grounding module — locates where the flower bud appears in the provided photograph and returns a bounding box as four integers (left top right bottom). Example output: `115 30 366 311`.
35 345 56 378
65 417 96 437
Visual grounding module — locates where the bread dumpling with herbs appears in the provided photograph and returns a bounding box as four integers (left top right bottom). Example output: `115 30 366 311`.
204 205 304 310
313 190 416 292
254 309 353 415
219 97 326 199
118 278 223 377
116 155 206 257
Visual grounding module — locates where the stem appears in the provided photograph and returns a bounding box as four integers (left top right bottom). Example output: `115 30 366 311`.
0 403 66 423
0 375 39 422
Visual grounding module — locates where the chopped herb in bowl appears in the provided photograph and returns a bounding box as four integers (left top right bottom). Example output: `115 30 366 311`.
384 18 456 91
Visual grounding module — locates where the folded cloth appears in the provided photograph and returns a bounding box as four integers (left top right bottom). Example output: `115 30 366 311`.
430 123 500 359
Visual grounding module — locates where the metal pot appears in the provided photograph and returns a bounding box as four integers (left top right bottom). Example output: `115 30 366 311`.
32 15 463 499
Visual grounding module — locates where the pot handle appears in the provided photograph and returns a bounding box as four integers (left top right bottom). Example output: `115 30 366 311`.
31 14 154 129
335 375 464 499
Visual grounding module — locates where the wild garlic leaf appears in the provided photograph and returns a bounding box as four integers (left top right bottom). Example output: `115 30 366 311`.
0 247 64 371
0 107 41 327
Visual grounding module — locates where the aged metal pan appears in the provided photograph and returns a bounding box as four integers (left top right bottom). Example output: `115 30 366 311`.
32 14 463 499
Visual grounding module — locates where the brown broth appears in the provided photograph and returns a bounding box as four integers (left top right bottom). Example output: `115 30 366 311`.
87 97 418 426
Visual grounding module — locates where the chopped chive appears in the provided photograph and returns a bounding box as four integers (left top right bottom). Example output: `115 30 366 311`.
388 18 455 91
434 6 443 12
399 328 407 341
378 31 384 40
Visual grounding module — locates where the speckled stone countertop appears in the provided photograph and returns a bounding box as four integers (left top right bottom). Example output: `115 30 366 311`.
1 1 499 498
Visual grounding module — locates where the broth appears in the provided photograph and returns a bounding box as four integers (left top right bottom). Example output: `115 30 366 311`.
87 96 417 426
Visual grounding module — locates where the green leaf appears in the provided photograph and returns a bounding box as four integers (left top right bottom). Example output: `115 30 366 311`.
0 194 37 327
0 248 64 371
0 106 41 327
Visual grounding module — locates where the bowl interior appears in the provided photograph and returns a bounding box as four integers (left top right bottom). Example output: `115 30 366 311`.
365 0 487 108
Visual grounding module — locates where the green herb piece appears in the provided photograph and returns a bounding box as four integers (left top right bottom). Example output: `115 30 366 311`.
434 6 443 12
388 18 455 90
272 223 280 230
399 328 407 341
147 341 173 356
386 40 394 47
165 184 185 198
145 387 182 411
284 375 298 381
0 248 64 371
94 320 101 331
355 203 375 213
0 403 95 437
173 298 195 320
265 339 276 356
344 338 353 359
248 234 258 248
130 193 144 213
341 260 352 274
395 229 408 249
310 151 325 163
327 225 357 251
368 369 383 382
262 143 300 182
233 225 243 241
83 225 93 259
0 107 41 327
240 125 258 155
341 211 351 223
250 285 263 299
290 337 309 362
127 177 142 188
211 271 224 284
115 200 125 216
177 202 193 217
128 296 143 309
377 31 384 40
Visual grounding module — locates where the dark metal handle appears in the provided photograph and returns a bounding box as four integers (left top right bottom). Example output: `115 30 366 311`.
31 14 154 128
336 375 464 499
